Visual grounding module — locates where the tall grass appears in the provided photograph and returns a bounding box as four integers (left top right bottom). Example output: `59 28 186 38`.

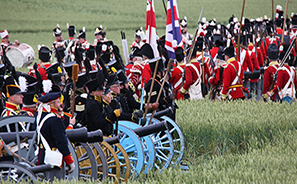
176 99 297 161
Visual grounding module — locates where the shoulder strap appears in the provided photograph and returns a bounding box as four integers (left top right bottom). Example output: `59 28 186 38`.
229 63 243 85
190 64 201 86
36 113 56 147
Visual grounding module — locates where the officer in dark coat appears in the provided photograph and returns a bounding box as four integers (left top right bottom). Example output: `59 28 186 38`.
35 80 75 182
107 72 143 123
145 58 174 111
84 70 121 136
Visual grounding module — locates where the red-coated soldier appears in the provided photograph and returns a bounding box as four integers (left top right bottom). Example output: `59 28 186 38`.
168 47 185 100
262 43 280 101
178 44 203 100
208 46 227 100
221 45 245 100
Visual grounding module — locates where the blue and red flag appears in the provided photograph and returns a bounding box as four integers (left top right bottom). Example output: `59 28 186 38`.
165 0 183 59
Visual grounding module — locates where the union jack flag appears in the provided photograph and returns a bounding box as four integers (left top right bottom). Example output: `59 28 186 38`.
146 0 159 58
165 0 183 59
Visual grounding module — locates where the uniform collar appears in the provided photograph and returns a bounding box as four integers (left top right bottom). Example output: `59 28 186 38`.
226 57 236 64
269 61 279 66
5 102 20 111
21 106 36 115
91 95 102 103
111 92 117 98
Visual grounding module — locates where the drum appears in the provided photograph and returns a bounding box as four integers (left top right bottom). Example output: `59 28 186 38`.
6 43 35 68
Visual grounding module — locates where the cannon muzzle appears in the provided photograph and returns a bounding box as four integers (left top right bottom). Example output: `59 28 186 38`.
133 121 168 137
104 133 123 145
147 107 173 119
87 129 103 143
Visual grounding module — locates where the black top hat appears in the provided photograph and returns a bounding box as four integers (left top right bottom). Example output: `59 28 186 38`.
85 70 105 92
53 26 62 37
217 46 225 60
50 73 65 86
131 47 142 58
292 15 297 26
139 43 154 59
157 35 166 47
175 47 185 62
46 63 66 76
78 29 85 39
87 46 95 60
18 73 38 87
224 46 235 58
77 73 88 88
275 18 283 27
63 61 76 79
4 76 23 98
106 73 120 88
195 36 204 51
68 25 76 37
149 57 164 75
54 46 65 63
180 18 187 28
39 46 52 62
94 26 106 37
135 29 141 38
107 59 123 71
23 86 38 106
268 43 279 60
117 69 129 84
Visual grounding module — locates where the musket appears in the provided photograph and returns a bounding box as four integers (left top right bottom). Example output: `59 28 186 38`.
180 5 204 89
144 57 161 119
271 0 275 37
269 35 297 92
138 79 145 125
2 45 17 80
148 59 173 125
71 64 79 117
281 0 289 45
236 0 246 61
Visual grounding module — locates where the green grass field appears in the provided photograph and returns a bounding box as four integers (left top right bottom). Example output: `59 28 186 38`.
1 0 297 69
2 0 297 183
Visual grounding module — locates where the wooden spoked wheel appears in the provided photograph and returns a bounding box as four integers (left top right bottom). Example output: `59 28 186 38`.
89 143 108 182
113 143 131 183
100 141 121 183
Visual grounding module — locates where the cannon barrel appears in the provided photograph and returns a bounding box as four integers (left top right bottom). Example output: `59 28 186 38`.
29 164 52 174
133 121 168 137
66 127 88 142
244 67 265 79
0 127 103 144
104 133 123 145
147 107 173 119
0 132 34 144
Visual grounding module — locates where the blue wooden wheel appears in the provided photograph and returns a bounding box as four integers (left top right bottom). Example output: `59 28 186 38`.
160 116 185 165
148 118 174 171
118 121 156 174
115 124 145 174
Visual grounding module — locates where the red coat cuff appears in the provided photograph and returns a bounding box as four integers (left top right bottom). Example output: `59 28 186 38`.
64 153 74 165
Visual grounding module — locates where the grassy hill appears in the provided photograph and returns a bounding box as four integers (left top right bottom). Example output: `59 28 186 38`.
1 0 296 69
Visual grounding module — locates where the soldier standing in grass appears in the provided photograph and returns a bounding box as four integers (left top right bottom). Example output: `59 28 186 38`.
180 17 193 52
262 43 280 102
0 30 19 60
93 25 108 46
51 25 65 63
130 28 146 50
64 24 76 63
221 44 245 100
28 46 52 80
35 80 75 181
178 41 203 100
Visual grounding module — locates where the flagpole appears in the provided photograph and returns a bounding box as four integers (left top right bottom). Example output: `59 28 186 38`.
162 0 167 15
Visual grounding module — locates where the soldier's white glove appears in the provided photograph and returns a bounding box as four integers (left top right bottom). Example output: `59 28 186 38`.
67 162 75 174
